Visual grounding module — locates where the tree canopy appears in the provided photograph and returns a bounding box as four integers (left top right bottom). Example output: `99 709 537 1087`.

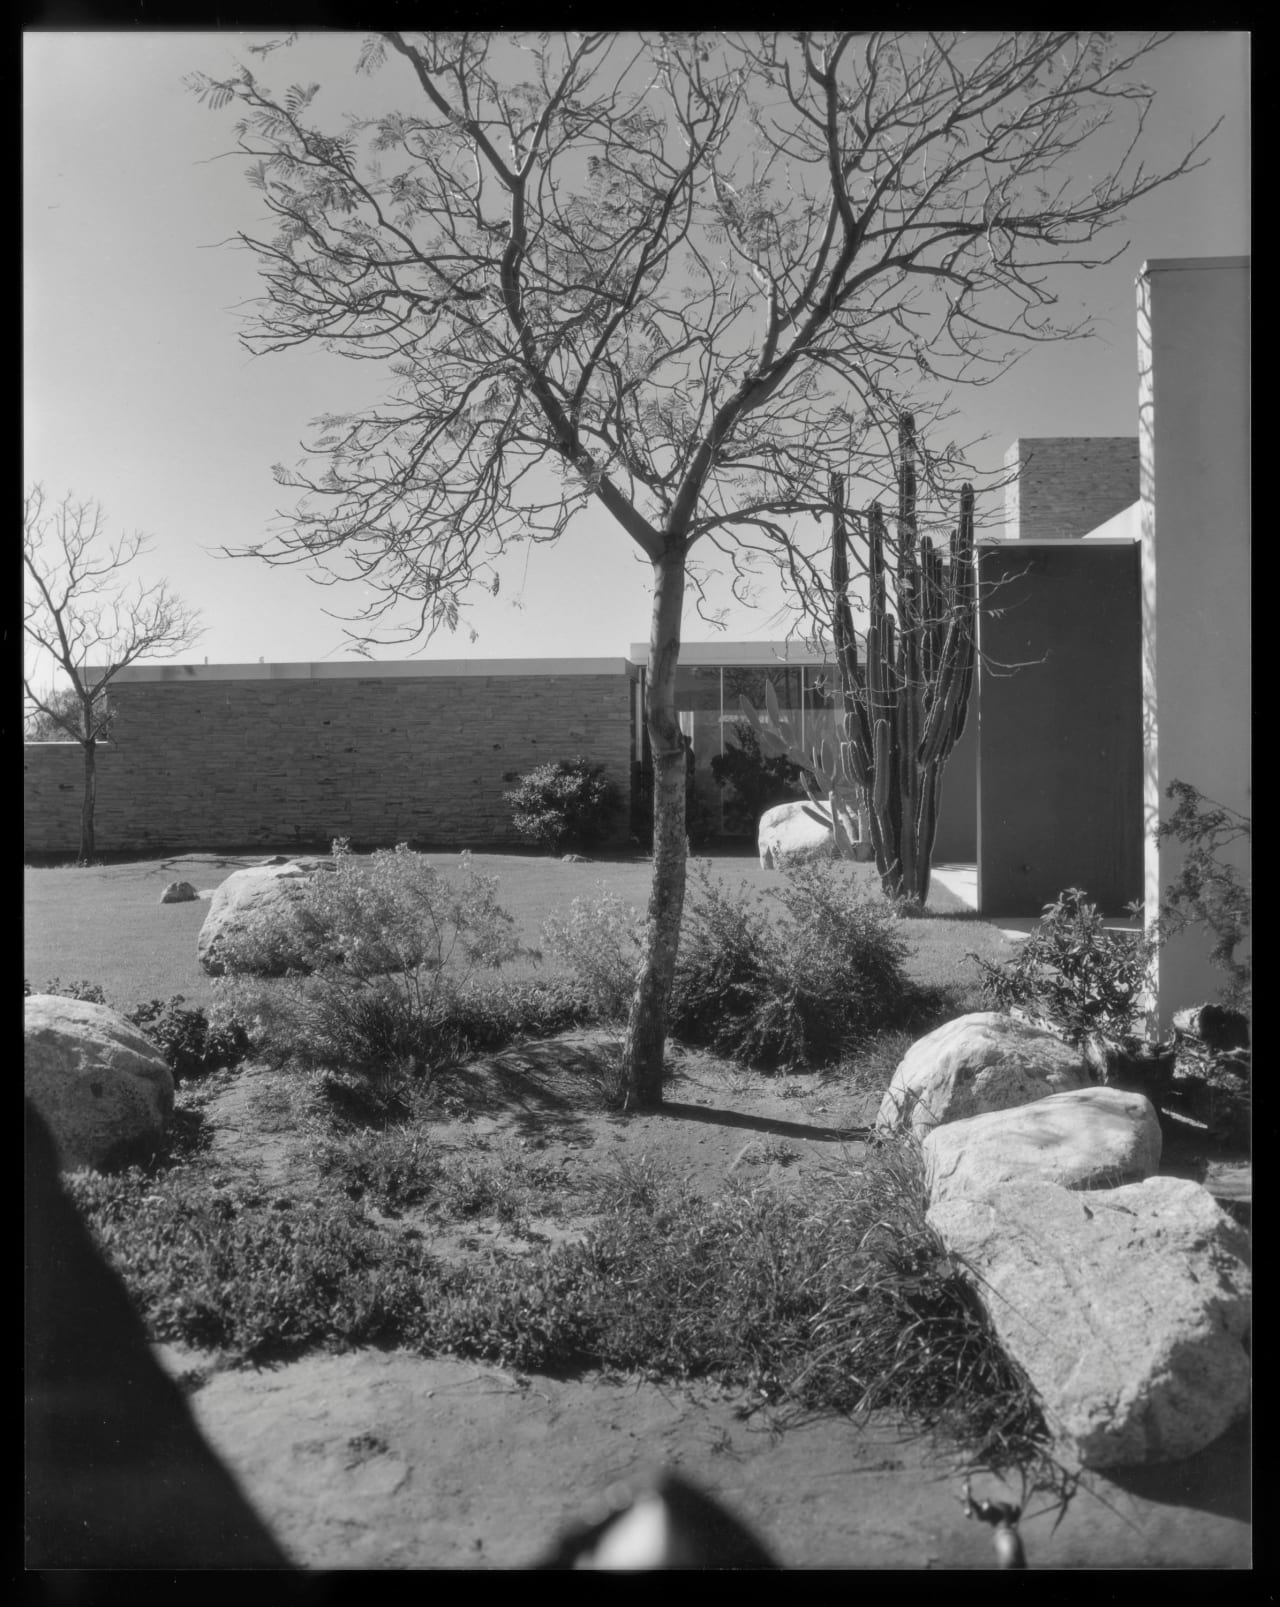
190 30 1215 1103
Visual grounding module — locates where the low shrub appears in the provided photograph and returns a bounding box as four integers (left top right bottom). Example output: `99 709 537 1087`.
971 887 1153 1044
312 1126 445 1212
124 996 250 1084
710 721 807 835
540 886 646 1022
23 980 248 1086
213 844 525 1085
504 758 622 854
669 862 913 1068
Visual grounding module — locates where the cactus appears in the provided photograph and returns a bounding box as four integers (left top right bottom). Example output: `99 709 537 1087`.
743 413 977 908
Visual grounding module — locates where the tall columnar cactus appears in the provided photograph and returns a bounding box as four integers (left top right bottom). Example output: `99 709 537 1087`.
743 413 976 908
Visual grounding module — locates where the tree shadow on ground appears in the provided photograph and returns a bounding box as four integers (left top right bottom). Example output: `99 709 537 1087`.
652 1102 870 1143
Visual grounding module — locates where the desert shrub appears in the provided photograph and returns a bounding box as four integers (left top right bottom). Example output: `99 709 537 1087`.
124 996 250 1084
503 757 621 854
213 844 523 1084
710 721 808 834
971 887 1154 1043
441 977 594 1048
312 1126 445 1211
540 886 647 1022
1155 781 1251 1012
669 862 912 1068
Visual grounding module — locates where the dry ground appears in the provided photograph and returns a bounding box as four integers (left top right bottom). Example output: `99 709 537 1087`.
152 1039 1251 1571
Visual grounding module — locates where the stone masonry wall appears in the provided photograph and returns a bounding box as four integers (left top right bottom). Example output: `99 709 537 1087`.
25 671 635 856
1004 437 1140 541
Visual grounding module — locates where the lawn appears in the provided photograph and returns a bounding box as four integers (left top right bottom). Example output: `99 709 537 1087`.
23 846 1006 1015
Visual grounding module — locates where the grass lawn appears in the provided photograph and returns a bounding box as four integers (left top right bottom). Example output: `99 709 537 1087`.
24 846 1007 1015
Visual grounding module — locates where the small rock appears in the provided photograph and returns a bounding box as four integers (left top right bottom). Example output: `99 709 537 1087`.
159 880 199 904
876 1012 1091 1137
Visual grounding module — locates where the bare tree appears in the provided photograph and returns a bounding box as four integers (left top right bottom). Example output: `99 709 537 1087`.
24 486 203 862
189 30 1214 1106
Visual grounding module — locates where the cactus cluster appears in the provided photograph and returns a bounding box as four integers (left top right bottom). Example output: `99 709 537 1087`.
742 414 976 908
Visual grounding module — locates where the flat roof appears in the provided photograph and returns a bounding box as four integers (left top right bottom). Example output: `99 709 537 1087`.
629 640 835 665
1140 256 1250 275
93 657 639 683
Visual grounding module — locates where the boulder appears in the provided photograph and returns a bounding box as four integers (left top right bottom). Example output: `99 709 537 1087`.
928 1176 1252 1468
159 880 199 904
876 1012 1092 1137
923 1086 1162 1206
197 857 333 977
25 995 175 1172
758 800 834 869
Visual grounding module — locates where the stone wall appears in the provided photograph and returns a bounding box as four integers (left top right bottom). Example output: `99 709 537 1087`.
1004 437 1140 541
24 666 637 856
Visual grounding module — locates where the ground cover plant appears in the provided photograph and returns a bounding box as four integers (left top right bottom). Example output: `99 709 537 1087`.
64 1141 1047 1471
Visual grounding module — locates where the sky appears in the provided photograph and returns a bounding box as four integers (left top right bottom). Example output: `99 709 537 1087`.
23 30 1250 686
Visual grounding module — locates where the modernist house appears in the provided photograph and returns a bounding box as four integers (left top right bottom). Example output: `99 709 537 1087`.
24 257 1247 1019
22 641 976 862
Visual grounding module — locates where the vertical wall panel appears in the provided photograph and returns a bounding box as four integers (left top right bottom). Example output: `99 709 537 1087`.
977 543 1142 915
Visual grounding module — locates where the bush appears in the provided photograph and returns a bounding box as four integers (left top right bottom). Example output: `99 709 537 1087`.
213 844 523 1085
710 721 808 835
503 758 621 854
669 862 912 1068
971 887 1154 1043
124 996 250 1084
540 886 647 1022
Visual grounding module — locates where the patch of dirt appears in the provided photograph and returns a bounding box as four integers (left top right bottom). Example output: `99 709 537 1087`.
151 1036 1251 1569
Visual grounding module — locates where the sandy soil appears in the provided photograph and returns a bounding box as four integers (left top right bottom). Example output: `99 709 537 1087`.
152 1040 1251 1571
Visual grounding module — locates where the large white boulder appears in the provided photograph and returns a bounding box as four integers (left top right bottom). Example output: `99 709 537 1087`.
758 800 834 869
197 857 333 976
25 995 175 1172
876 1012 1092 1137
923 1086 1162 1206
927 1176 1252 1468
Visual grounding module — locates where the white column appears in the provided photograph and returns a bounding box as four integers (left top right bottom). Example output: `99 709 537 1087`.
1139 258 1251 1025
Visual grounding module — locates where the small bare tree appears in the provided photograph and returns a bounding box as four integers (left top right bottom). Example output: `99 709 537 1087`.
189 30 1215 1105
24 486 203 861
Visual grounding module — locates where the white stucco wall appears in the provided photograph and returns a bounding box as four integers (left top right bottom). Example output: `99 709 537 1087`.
1139 257 1251 1024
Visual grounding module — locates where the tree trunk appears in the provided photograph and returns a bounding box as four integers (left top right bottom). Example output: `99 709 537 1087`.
79 737 97 863
621 546 688 1110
